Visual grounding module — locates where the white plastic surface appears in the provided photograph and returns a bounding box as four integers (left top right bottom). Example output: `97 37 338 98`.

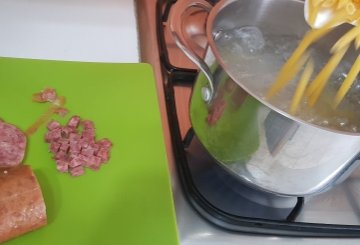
0 0 139 62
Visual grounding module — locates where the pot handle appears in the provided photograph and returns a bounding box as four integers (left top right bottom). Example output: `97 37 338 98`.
168 0 215 103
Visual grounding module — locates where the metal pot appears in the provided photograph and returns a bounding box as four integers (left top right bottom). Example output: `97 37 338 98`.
169 0 360 196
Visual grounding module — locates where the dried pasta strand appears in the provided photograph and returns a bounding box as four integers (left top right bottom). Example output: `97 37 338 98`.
350 12 360 26
345 10 360 24
308 47 349 106
346 2 356 15
354 0 360 7
334 54 360 108
267 53 310 98
312 0 327 7
355 34 360 49
267 9 348 99
306 46 348 97
322 7 351 26
290 59 314 114
308 2 323 26
337 0 350 9
331 26 360 53
322 0 337 8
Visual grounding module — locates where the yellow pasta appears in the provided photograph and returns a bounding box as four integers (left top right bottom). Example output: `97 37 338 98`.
345 8 360 23
308 3 322 26
306 46 348 98
308 48 349 106
267 53 310 98
353 13 360 23
269 1 360 113
334 54 360 107
354 0 360 7
316 7 350 26
290 59 314 114
337 0 351 9
267 9 347 99
355 34 360 48
312 0 327 7
346 2 357 14
331 26 360 53
322 0 337 8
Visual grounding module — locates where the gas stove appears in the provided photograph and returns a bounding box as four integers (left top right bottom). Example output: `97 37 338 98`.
154 0 360 239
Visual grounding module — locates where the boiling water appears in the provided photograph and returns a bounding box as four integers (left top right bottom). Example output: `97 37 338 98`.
214 26 360 134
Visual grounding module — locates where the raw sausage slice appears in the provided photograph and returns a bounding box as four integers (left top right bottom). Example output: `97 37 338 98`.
0 121 27 168
32 88 57 103
0 165 47 243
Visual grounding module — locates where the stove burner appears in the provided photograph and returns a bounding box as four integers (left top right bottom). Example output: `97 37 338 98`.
157 0 360 237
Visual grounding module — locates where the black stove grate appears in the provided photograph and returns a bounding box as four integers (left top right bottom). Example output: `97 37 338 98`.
156 0 360 237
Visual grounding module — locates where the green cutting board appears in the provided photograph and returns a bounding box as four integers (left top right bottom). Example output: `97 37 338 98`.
0 58 179 245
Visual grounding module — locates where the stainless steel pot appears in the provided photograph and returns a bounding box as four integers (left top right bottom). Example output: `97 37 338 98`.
169 0 360 196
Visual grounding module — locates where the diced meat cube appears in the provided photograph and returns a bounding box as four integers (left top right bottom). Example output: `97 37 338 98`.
79 155 91 167
32 87 57 103
94 156 102 164
60 131 67 139
89 143 100 155
96 148 109 162
49 142 61 153
81 147 95 157
56 160 69 173
82 120 95 130
59 143 69 153
83 156 102 170
67 116 81 128
57 138 69 145
54 108 69 118
69 156 85 168
60 126 75 138
69 142 81 154
54 150 68 160
69 166 85 177
82 131 95 143
42 88 57 102
80 140 89 149
69 132 80 141
45 128 62 143
82 122 96 142
97 138 113 150
87 161 101 171
47 120 61 131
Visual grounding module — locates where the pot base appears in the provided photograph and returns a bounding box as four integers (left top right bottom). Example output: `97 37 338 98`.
185 129 301 220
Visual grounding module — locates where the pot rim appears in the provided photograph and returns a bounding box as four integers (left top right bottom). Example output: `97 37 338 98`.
206 0 360 137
